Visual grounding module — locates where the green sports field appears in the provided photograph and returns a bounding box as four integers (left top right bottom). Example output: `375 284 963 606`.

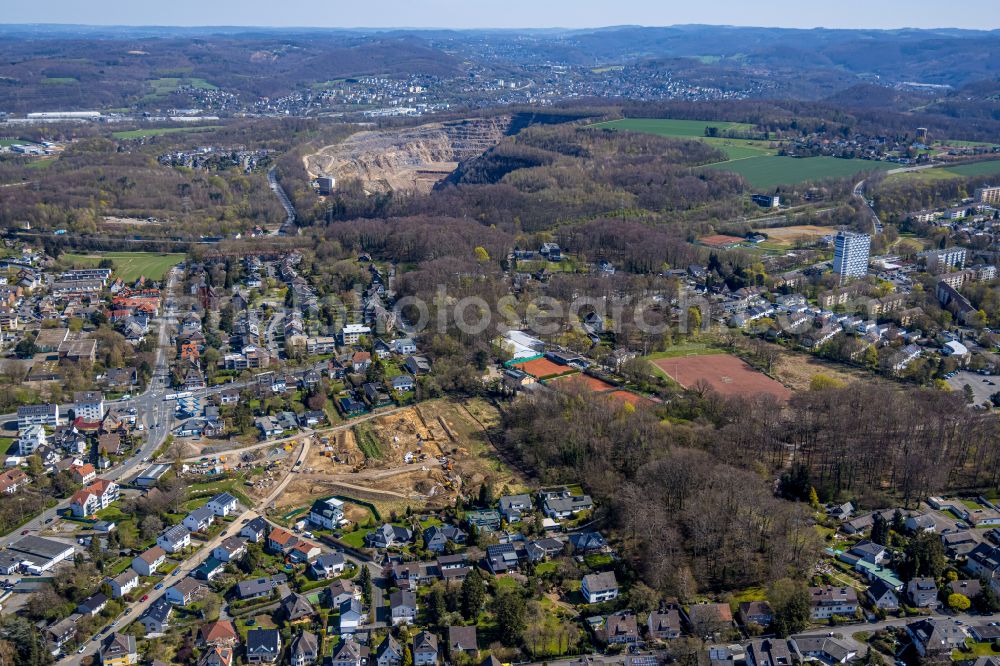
590 117 756 138
706 156 896 189
62 252 184 282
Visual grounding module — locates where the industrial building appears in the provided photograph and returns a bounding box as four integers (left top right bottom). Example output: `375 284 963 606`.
135 463 171 488
2 535 75 574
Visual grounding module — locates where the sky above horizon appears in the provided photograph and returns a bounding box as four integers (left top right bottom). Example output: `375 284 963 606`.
4 0 999 30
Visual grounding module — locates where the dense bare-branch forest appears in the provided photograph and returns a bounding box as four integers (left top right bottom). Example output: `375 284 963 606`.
498 379 999 595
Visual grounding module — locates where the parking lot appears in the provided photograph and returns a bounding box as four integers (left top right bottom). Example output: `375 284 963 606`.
947 370 998 405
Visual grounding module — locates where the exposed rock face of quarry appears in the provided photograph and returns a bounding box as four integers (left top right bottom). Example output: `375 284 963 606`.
305 115 512 194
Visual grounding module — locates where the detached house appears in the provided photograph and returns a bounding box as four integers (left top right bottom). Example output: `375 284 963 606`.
310 552 347 579
739 601 774 628
809 586 859 620
70 462 96 485
332 637 365 666
212 536 248 563
605 613 640 645
240 516 268 543
647 609 682 640
339 598 364 634
200 620 239 647
157 525 192 553
246 628 282 664
423 525 466 553
291 631 319 666
166 577 206 606
235 574 287 601
746 638 794 666
207 492 239 517
907 618 967 657
793 636 857 665
448 626 478 657
109 569 140 599
183 506 216 533
100 632 138 666
325 579 358 608
77 592 108 617
539 487 593 519
140 597 173 634
390 590 417 625
581 571 619 604
866 580 900 611
413 631 439 666
308 497 345 530
366 523 412 549
498 494 532 522
907 578 939 608
132 546 166 576
376 634 403 666
280 588 316 624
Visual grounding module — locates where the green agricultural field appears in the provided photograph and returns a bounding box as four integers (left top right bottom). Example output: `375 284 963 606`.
941 139 1000 149
701 136 776 160
706 156 895 189
112 125 223 140
25 157 57 170
61 251 184 282
884 168 960 185
944 159 1000 178
884 158 1000 185
591 117 756 138
41 77 78 85
146 76 217 95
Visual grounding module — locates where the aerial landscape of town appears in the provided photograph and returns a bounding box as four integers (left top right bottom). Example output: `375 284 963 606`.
0 2 999 666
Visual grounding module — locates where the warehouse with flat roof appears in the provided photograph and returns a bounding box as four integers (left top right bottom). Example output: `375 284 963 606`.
4 535 75 573
135 463 171 488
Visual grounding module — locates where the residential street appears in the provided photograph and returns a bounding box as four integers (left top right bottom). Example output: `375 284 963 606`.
2 267 180 546
59 436 313 665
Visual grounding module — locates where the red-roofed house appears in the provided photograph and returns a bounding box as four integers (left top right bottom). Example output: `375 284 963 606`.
200 620 239 647
70 463 97 484
268 527 297 554
0 468 29 495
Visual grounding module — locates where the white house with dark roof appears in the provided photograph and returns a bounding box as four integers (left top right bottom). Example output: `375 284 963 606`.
212 536 248 563
207 492 239 517
157 525 191 553
109 568 140 599
183 506 216 533
240 516 269 542
247 628 282 664
581 571 619 603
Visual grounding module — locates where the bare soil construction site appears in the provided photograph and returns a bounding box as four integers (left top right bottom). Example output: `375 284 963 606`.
274 399 523 518
304 116 511 194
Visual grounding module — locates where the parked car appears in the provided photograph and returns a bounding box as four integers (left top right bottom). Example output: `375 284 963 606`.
141 594 148 601
154 583 163 590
